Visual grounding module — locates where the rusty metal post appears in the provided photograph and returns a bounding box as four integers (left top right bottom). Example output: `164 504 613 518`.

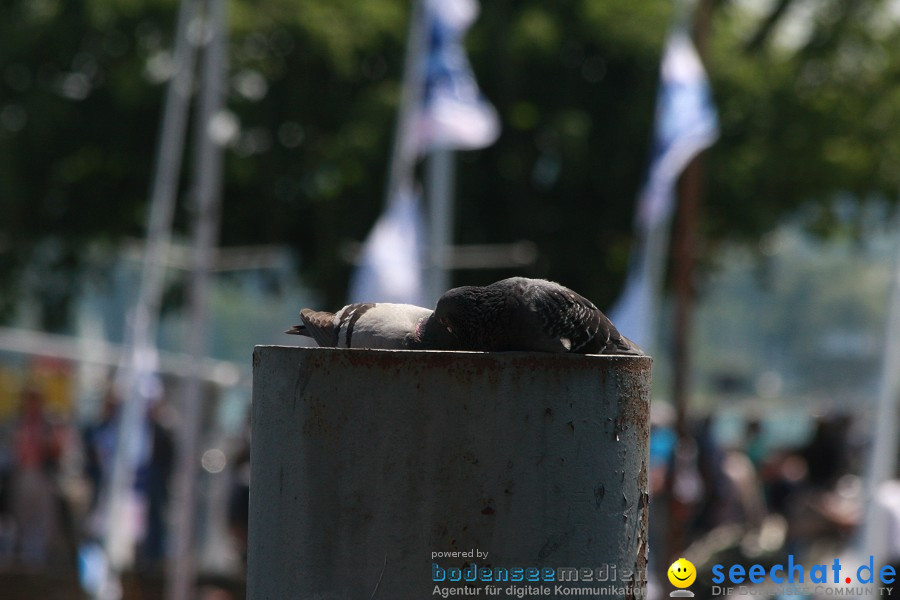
248 347 651 599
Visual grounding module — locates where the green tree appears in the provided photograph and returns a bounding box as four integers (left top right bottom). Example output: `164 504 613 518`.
2 0 900 329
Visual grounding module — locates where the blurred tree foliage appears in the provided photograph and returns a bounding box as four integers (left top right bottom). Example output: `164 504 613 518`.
2 0 900 330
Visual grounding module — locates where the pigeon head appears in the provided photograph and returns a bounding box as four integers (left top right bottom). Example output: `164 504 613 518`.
412 313 462 350
432 286 475 340
433 285 508 350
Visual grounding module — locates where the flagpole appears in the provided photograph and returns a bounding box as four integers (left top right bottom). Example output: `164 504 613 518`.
166 0 227 597
671 0 712 445
101 0 200 594
858 209 900 564
384 0 428 206
641 221 673 357
667 0 714 561
426 149 455 304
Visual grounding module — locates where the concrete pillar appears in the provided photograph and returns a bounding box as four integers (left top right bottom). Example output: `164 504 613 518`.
248 347 651 600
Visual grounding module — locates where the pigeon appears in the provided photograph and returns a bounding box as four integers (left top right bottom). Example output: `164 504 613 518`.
431 277 643 355
286 303 460 350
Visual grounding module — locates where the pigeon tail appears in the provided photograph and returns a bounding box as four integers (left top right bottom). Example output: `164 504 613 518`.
609 334 644 356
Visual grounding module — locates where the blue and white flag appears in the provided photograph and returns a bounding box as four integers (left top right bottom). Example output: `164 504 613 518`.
350 0 498 305
637 30 719 230
416 0 499 153
608 29 719 351
348 185 428 306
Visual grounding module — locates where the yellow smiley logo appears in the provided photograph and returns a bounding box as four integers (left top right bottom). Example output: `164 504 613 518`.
667 557 696 588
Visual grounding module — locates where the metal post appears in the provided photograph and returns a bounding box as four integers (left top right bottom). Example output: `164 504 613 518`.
248 348 651 599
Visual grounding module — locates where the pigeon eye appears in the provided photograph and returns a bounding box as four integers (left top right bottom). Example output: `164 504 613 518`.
438 317 453 334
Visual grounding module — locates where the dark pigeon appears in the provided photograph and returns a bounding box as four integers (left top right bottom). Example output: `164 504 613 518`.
286 303 459 350
431 277 643 355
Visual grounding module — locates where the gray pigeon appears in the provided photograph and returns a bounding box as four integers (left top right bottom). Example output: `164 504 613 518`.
431 277 643 355
286 303 460 350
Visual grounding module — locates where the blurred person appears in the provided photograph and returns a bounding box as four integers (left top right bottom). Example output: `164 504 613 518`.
647 402 676 594
227 418 251 566
802 413 852 490
682 415 765 539
82 386 177 569
0 408 15 564
676 415 770 566
81 387 128 555
649 403 677 497
135 398 174 569
717 416 768 530
691 415 728 535
717 450 766 531
11 386 63 567
763 414 859 555
82 388 120 517
758 449 807 516
743 417 766 471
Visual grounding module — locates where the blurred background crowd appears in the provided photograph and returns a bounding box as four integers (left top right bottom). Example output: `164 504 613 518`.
0 359 253 598
4 0 900 598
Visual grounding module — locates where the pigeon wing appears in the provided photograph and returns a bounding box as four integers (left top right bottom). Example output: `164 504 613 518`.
527 283 607 352
298 308 339 347
539 286 643 354
332 303 376 348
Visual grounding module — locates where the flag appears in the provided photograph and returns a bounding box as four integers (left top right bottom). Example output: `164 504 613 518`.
416 0 499 153
636 30 719 229
350 0 498 305
348 185 428 306
608 29 719 351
